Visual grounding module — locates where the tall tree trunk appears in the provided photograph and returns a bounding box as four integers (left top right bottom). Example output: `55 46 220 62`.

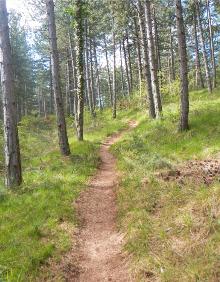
43 91 47 118
37 87 42 116
176 0 189 131
68 31 77 116
137 0 156 118
67 48 75 115
65 62 70 115
104 35 113 106
152 5 162 88
85 20 95 117
0 0 22 187
195 0 212 93
119 40 126 96
49 54 54 114
206 0 216 88
75 0 84 141
112 18 117 119
89 37 96 111
122 38 131 97
144 0 162 117
134 17 143 96
93 39 102 109
169 27 176 81
193 5 204 89
126 29 133 93
46 0 70 155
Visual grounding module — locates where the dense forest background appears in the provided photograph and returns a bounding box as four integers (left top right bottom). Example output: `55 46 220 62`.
1 0 219 123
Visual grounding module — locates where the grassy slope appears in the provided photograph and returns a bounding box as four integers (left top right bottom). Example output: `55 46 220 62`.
0 109 136 281
112 89 220 281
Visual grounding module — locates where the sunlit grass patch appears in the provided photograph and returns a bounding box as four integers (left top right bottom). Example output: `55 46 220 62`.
0 109 135 281
113 88 220 281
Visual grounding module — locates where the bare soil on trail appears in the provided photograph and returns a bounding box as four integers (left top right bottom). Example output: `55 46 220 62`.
59 121 137 282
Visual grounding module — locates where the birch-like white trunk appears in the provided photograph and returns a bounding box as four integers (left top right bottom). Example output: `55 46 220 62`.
75 0 84 141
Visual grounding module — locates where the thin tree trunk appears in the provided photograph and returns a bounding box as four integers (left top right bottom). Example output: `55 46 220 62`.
176 0 189 131
89 37 96 111
122 38 131 97
85 20 95 117
67 48 75 115
193 5 204 89
38 87 42 116
137 0 156 118
169 27 176 81
43 91 47 118
46 0 70 155
206 0 216 88
119 40 126 96
93 38 102 109
65 62 70 115
134 17 143 96
75 0 84 141
112 18 117 119
152 5 162 88
145 0 162 117
49 54 54 114
68 31 77 116
126 29 133 93
195 0 212 93
104 35 113 106
0 0 22 187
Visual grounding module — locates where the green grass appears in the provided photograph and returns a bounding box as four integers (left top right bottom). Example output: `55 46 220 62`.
0 109 136 281
112 88 220 281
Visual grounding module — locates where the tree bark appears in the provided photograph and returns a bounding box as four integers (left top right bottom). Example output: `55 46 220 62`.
0 0 22 187
49 54 54 114
126 29 133 93
119 40 126 96
104 35 113 106
46 0 70 155
206 0 216 88
67 48 75 115
93 39 102 109
85 20 95 117
193 5 204 89
137 0 156 118
122 38 131 97
195 0 212 93
144 0 162 118
176 0 189 131
112 18 117 119
169 27 176 81
75 0 85 141
89 37 96 112
134 17 143 96
68 31 78 116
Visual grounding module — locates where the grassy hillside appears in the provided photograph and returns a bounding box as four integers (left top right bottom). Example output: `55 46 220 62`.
0 110 137 281
112 89 220 281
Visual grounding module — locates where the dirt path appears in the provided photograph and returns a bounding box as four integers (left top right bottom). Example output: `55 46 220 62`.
61 121 137 282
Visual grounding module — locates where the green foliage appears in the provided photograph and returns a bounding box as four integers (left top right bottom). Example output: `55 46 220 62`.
160 77 180 101
112 88 220 281
0 110 133 281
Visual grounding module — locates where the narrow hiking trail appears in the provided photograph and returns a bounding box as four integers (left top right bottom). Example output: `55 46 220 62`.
62 121 137 282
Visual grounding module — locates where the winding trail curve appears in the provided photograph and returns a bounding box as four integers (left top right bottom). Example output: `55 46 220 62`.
63 121 137 282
